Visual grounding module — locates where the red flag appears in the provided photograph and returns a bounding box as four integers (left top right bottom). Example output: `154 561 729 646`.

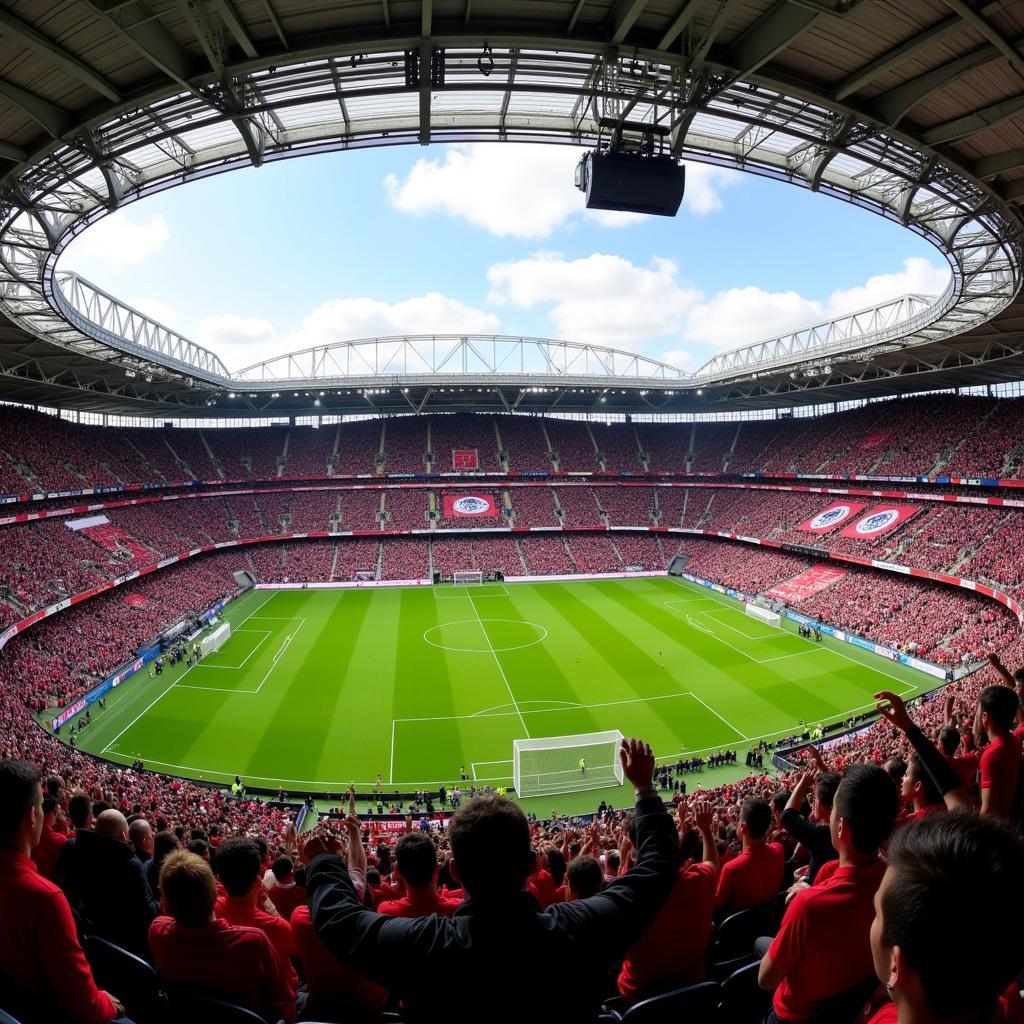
796 501 867 533
839 504 919 539
443 493 498 517
766 566 847 603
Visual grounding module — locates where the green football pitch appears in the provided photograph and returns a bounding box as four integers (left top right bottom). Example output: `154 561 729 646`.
68 576 930 813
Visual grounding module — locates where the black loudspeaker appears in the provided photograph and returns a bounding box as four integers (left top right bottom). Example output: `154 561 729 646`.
433 571 441 584
575 151 685 217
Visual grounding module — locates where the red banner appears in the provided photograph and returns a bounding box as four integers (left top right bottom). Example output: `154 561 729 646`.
796 501 867 533
452 449 479 470
766 565 847 603
839 504 919 539
858 433 889 451
443 494 498 517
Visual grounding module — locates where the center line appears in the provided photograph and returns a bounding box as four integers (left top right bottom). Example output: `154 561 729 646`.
466 591 530 738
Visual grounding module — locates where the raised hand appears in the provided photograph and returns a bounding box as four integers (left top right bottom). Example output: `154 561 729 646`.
875 690 916 733
618 738 655 791
692 800 714 833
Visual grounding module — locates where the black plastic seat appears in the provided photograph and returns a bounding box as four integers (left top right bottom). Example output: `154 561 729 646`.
712 902 784 962
606 982 720 1024
166 987 272 1024
717 961 771 1024
85 935 165 1021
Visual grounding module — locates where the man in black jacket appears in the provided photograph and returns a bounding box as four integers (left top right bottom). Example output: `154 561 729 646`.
62 809 158 960
304 738 678 1024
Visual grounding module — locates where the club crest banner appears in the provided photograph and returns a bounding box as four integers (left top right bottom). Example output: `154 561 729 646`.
796 501 867 533
443 494 498 517
839 504 918 539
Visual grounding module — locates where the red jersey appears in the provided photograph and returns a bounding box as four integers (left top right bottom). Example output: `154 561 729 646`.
944 752 979 791
527 869 565 909
215 895 299 999
980 733 1022 819
715 842 784 913
0 849 116 1024
618 860 716 1003
149 915 295 1023
31 825 67 883
268 881 306 921
378 886 462 918
289 904 389 1019
768 860 886 1022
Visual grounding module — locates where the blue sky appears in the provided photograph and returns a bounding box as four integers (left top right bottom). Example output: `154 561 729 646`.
61 143 945 374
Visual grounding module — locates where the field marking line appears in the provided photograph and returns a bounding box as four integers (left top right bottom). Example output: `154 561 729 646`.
100 589 279 754
467 590 531 738
685 692 751 740
665 575 921 695
758 649 821 664
251 619 305 695
389 719 396 785
699 609 792 642
470 699 582 717
197 630 271 670
664 597 722 608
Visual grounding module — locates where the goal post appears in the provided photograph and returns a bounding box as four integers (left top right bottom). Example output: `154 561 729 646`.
745 603 781 627
453 570 484 585
200 621 231 657
513 730 624 797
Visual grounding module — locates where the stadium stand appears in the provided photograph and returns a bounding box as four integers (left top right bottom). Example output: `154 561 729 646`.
428 413 500 471
382 417 428 474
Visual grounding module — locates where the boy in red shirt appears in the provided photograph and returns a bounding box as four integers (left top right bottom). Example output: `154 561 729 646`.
758 764 899 1023
715 797 784 914
377 832 461 918
0 760 124 1024
149 850 296 1023
868 813 1024 1024
974 685 1022 820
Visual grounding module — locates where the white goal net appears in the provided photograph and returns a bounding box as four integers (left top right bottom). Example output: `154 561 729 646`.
453 571 484 585
745 603 781 627
513 730 624 797
200 621 231 657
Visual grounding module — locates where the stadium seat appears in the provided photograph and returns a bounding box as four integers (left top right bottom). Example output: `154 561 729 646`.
606 982 720 1024
711 901 784 962
85 935 165 1021
717 962 770 1023
166 987 274 1024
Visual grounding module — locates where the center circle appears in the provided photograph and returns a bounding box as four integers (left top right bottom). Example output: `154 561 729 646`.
423 619 548 653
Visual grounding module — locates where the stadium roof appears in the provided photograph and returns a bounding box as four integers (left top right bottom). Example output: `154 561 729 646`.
0 0 1023 417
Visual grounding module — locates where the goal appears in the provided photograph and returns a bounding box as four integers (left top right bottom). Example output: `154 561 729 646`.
200 621 231 657
513 730 624 797
745 603 781 627
453 570 484 585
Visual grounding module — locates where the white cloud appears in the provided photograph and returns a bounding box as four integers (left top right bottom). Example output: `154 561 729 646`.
682 257 951 351
196 295 500 369
127 297 179 327
487 251 701 348
63 211 170 269
384 144 738 239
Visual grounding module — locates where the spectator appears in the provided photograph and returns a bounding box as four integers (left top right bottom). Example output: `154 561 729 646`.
715 797 785 914
780 770 839 883
377 832 460 918
64 809 157 960
0 760 125 1024
616 799 719 1004
149 850 295 1023
975 685 1022 819
758 764 900 1023
305 739 678 1024
267 855 305 921
214 836 299 1003
897 754 943 824
146 830 179 898
31 794 66 883
868 813 1024 1024
127 819 153 865
565 855 604 900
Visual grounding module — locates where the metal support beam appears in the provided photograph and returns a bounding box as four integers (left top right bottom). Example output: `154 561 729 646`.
872 44 1010 126
84 0 194 88
0 8 121 102
921 93 1024 145
420 0 433 145
0 141 26 163
832 0 1001 100
608 0 648 44
720 1 818 76
567 0 587 35
657 0 700 51
213 0 259 59
941 0 1024 81
974 148 1024 178
260 0 288 48
0 80 73 138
